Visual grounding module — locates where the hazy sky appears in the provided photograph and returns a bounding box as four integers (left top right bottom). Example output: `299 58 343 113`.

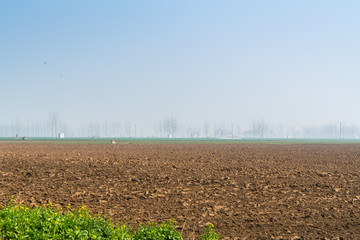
1 1 360 128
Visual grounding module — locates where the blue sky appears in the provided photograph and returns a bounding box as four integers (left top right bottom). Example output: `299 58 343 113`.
1 1 360 129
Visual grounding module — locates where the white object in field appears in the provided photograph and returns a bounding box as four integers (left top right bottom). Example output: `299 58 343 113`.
58 133 65 138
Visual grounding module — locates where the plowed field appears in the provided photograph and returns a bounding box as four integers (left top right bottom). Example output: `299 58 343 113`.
1 143 360 239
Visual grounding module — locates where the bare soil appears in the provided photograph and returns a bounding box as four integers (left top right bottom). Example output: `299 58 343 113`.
0 143 360 239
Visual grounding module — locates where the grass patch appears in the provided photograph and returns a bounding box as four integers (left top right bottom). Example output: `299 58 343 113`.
0 201 220 240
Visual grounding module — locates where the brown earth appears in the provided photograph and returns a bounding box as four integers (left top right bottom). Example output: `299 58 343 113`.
0 143 360 239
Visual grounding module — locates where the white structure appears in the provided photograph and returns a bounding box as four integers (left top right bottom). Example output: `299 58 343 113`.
58 133 65 139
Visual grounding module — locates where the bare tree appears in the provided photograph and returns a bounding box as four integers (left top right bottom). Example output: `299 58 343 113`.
161 117 178 138
88 122 100 138
15 117 22 138
187 126 200 138
110 121 121 137
48 112 60 138
203 121 209 138
251 119 268 138
214 123 228 139
169 117 178 138
125 121 131 137
101 122 109 138
235 124 242 139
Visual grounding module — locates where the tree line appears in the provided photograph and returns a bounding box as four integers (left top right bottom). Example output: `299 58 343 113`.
0 114 359 139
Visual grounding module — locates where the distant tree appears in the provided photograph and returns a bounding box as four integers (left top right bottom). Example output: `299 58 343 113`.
251 119 268 138
15 117 22 137
161 117 178 138
89 122 100 138
187 126 200 138
322 123 338 138
213 124 228 139
125 121 131 137
170 117 178 138
203 122 209 138
48 112 60 138
235 124 242 139
102 122 109 138
109 121 121 138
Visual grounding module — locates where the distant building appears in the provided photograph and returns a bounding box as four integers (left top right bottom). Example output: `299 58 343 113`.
58 133 65 139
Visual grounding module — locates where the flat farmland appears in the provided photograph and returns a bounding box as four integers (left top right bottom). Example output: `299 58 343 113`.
1 143 360 239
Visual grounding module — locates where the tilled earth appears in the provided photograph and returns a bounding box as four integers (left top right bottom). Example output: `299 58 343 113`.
0 143 360 239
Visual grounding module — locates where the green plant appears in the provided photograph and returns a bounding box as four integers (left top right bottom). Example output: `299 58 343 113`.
134 220 182 240
199 224 220 240
0 201 133 240
0 201 220 240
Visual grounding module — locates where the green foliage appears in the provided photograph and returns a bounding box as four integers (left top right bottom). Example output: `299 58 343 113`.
134 220 182 240
0 202 132 240
199 224 220 240
0 202 220 240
